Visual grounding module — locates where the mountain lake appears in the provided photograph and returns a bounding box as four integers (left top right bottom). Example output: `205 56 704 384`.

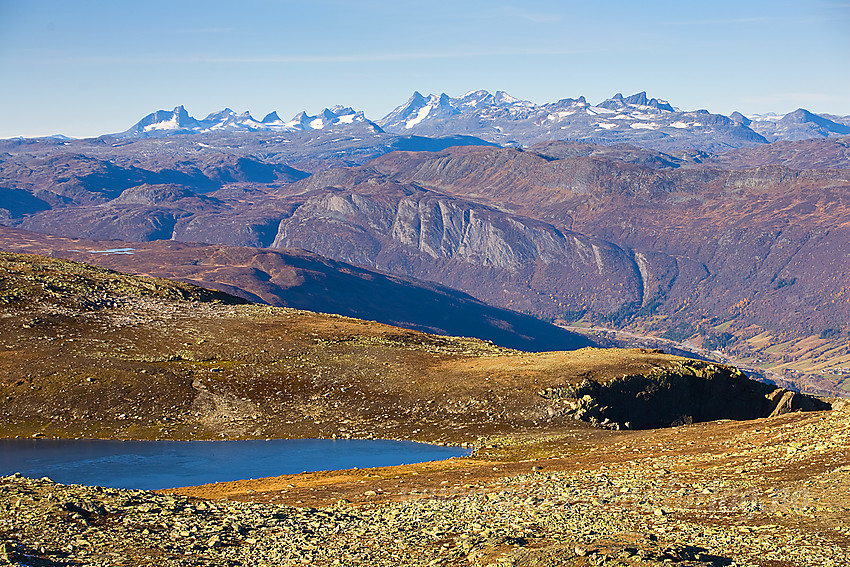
0 439 469 490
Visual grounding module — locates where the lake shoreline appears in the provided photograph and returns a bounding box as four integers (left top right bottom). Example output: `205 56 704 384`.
0 438 470 491
3 407 849 566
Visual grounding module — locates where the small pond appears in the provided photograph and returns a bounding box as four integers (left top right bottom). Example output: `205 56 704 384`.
0 438 468 490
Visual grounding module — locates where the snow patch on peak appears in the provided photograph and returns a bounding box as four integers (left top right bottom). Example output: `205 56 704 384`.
746 112 784 122
405 105 432 129
493 91 521 104
143 116 180 132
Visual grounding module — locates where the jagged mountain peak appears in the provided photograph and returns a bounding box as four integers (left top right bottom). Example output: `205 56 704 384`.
625 92 649 105
377 89 773 151
283 106 374 130
328 105 355 116
405 91 426 106
378 90 537 131
597 91 674 112
204 108 236 120
118 103 375 138
121 104 201 136
729 111 751 126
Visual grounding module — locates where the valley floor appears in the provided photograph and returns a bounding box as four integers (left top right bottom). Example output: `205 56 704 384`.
2 405 849 567
565 323 849 399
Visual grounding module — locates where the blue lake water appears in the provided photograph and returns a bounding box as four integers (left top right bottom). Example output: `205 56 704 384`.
0 439 468 490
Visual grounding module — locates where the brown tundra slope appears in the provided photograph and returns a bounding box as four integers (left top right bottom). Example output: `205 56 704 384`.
0 251 823 443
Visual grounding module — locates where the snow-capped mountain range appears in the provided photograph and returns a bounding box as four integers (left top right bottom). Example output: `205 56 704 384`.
121 105 379 138
378 90 676 133
117 91 850 152
376 90 849 151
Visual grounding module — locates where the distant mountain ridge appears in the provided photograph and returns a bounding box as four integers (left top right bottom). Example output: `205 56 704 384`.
376 90 845 151
121 104 382 138
115 91 850 152
745 108 850 142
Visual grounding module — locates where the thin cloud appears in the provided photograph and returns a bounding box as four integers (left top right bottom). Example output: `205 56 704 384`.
744 93 849 103
13 48 586 66
501 6 564 24
170 27 234 34
203 49 583 64
662 17 773 25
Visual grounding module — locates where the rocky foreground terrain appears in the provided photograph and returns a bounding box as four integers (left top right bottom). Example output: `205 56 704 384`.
2 404 849 566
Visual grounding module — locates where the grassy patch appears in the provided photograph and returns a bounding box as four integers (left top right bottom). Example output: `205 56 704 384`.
764 339 797 355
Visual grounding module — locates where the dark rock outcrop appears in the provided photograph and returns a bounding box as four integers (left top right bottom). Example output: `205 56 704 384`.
540 359 831 429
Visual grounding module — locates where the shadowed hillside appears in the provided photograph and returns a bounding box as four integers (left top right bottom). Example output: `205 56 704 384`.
0 226 589 352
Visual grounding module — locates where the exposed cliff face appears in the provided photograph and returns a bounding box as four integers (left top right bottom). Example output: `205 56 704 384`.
5 136 850 394
6 153 696 327
370 145 850 340
270 173 652 316
11 142 850 346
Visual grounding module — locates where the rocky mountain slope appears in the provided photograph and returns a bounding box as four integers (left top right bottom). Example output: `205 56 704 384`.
373 142 850 311
368 143 850 379
0 252 821 443
3 133 849 393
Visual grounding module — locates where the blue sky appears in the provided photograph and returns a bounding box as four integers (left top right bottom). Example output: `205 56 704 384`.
1 0 848 138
